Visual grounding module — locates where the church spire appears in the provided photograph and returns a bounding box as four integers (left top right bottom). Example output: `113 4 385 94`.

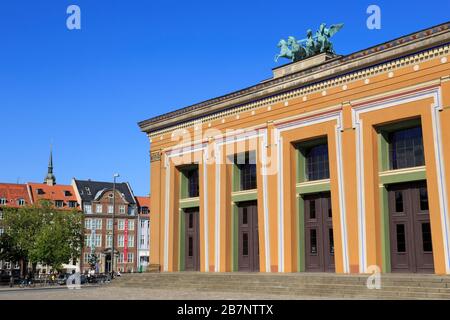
44 146 56 186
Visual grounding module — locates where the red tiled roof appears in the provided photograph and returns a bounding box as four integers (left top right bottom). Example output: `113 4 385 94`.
27 183 78 210
0 183 32 208
135 196 150 208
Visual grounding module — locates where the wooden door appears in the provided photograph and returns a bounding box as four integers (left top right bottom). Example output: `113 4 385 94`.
304 193 335 272
184 208 200 271
388 181 434 273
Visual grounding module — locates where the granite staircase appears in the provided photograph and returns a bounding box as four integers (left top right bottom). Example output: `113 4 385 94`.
111 272 450 300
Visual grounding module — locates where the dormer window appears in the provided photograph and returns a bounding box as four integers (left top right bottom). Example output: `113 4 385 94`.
37 189 45 195
85 187 91 196
68 201 77 208
64 190 72 197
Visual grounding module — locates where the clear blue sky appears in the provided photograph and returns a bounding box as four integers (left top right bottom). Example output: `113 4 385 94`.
0 0 449 196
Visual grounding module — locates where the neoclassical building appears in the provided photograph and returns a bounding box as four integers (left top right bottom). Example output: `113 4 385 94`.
139 22 450 275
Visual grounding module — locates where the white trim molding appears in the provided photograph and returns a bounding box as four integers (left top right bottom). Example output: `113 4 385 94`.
214 144 221 272
214 129 270 272
274 109 350 273
202 149 210 272
163 144 208 272
163 153 170 272
352 85 450 274
261 130 272 272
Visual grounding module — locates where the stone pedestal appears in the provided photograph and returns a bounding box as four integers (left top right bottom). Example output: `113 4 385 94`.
273 53 338 78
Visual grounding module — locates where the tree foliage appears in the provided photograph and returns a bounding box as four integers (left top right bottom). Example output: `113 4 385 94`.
88 253 99 270
0 201 83 273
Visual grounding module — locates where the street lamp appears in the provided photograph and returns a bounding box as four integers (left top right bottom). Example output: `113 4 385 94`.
111 173 120 278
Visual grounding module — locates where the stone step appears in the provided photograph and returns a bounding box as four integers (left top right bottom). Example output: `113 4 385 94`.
114 283 450 299
112 273 450 299
117 279 450 291
124 272 450 278
115 277 450 289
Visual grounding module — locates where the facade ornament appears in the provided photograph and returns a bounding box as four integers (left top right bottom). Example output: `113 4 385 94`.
150 150 161 162
275 23 344 63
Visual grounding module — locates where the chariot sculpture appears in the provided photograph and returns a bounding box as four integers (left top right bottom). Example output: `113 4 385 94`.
275 23 344 63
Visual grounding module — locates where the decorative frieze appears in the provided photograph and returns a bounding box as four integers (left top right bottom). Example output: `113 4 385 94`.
146 43 449 139
150 151 161 162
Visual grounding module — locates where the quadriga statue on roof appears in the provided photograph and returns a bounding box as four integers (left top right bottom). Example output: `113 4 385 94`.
275 23 344 63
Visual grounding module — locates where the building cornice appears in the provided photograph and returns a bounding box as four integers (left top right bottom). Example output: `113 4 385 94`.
138 22 450 137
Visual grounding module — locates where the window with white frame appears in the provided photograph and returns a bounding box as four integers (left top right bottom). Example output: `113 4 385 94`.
107 219 113 230
94 219 102 230
118 219 125 230
84 218 92 230
55 200 64 208
84 235 92 247
84 204 92 214
128 235 134 247
95 234 102 247
83 253 90 263
106 235 112 248
119 205 126 214
127 253 134 263
0 198 7 205
96 204 103 214
17 198 25 206
108 205 113 214
128 220 134 231
118 253 124 263
140 234 145 247
118 235 124 247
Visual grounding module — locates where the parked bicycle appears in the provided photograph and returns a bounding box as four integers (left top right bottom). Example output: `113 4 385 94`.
19 278 35 288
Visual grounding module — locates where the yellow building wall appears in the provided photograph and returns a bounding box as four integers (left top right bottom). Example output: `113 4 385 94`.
148 49 450 275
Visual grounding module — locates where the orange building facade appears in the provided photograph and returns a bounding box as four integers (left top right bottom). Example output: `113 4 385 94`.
139 23 450 275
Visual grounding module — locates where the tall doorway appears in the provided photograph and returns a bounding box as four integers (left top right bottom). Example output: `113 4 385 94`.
304 192 335 272
237 201 259 272
388 181 434 273
184 208 200 271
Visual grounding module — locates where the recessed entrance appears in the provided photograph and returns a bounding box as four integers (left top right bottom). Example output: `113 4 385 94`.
388 181 434 273
304 192 335 272
184 208 200 271
105 254 111 274
237 201 259 272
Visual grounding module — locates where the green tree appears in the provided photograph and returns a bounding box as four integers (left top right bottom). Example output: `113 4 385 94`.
1 201 83 276
1 204 49 276
29 211 83 271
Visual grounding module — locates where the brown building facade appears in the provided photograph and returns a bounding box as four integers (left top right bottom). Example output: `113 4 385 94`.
72 179 138 273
